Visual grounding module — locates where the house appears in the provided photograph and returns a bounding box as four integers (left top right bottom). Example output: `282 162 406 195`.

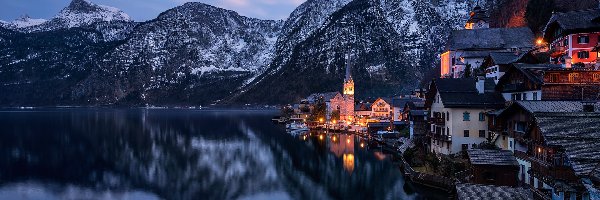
481 51 541 82
354 102 371 125
404 100 427 139
371 98 392 120
425 77 505 155
455 183 532 200
495 101 600 199
467 149 519 187
391 97 424 122
495 63 600 101
544 8 600 69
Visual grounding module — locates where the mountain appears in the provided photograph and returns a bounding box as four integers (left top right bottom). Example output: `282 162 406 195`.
26 0 132 32
1 15 48 29
0 0 481 106
233 0 475 104
73 2 283 105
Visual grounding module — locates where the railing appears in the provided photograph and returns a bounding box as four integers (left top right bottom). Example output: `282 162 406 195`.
400 156 456 192
432 117 445 125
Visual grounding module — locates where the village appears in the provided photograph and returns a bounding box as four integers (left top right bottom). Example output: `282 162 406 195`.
277 5 600 200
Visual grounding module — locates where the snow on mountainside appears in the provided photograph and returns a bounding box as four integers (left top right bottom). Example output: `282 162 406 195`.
0 0 488 106
7 15 48 28
70 2 283 105
27 0 131 32
233 0 479 104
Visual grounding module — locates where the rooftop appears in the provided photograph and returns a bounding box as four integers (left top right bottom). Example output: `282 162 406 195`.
455 183 532 200
516 101 600 113
535 112 600 178
431 78 505 109
488 52 523 65
467 149 519 166
446 27 534 51
544 8 600 39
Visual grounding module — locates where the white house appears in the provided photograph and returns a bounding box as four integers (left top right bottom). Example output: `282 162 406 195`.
425 77 505 155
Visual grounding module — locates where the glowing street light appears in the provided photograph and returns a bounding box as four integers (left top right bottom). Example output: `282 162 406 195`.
536 38 544 45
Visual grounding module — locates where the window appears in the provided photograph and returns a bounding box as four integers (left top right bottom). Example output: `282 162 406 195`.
446 112 449 121
464 130 470 137
593 73 600 82
563 39 568 46
577 51 590 59
522 93 528 100
533 92 538 100
463 112 470 121
515 122 526 132
568 73 580 82
549 73 560 83
578 35 590 44
479 130 486 138
479 112 485 121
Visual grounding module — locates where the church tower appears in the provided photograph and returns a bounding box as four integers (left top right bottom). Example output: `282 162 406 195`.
343 54 354 97
341 53 355 122
465 4 489 30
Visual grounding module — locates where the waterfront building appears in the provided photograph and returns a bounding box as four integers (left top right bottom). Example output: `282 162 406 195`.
330 54 355 122
371 98 392 120
425 77 505 155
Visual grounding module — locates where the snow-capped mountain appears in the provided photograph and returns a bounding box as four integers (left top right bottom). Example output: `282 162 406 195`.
2 15 48 29
70 2 283 105
233 0 478 103
26 0 132 32
0 0 488 106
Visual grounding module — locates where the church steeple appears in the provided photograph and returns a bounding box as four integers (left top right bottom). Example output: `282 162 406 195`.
345 53 352 81
343 53 354 96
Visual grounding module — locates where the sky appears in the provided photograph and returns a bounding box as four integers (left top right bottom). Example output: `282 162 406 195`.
0 0 306 22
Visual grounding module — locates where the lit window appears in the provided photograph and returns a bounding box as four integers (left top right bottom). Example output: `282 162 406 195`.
593 73 600 82
463 112 470 121
577 51 590 59
569 73 580 82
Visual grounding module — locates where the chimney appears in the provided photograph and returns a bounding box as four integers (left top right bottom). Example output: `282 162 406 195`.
564 56 572 68
476 76 485 94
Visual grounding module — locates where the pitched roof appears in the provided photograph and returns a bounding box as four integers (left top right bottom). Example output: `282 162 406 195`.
355 102 372 111
488 52 522 65
446 27 534 51
501 63 564 85
391 98 423 108
456 183 532 200
544 8 600 38
433 78 505 109
534 112 600 178
515 101 600 113
467 149 519 166
306 92 341 103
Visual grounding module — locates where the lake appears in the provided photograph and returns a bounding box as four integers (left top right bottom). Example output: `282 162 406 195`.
0 109 445 200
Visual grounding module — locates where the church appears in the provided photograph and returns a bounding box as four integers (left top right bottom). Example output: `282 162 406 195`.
330 54 355 122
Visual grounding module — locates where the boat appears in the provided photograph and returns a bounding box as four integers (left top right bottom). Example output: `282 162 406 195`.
286 123 308 131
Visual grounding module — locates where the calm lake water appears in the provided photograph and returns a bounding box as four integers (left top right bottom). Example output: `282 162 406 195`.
0 109 445 200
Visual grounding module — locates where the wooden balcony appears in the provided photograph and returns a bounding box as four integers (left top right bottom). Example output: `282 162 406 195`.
430 117 445 126
549 46 567 58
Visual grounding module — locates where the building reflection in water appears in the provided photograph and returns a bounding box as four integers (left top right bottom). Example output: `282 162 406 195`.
328 134 355 173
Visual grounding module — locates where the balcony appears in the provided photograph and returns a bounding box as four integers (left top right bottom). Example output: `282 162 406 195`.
430 117 445 126
549 46 567 58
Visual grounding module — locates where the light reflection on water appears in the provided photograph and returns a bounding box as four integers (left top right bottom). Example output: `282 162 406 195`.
0 109 439 200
